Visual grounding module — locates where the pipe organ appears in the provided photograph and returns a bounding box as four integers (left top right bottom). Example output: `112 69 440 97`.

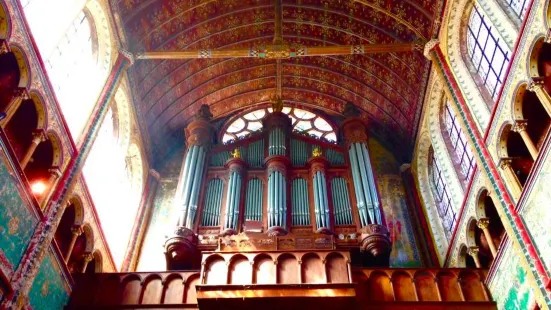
164 103 392 271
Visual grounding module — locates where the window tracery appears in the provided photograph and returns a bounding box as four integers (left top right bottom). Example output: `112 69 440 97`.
504 0 529 20
223 107 336 143
467 6 511 101
444 101 476 182
429 148 456 240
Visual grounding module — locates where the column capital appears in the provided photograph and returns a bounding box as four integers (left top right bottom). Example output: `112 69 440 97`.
13 87 29 99
185 105 214 147
118 49 135 65
82 252 95 263
423 39 440 59
31 129 46 144
528 77 545 92
341 117 368 145
512 119 528 133
48 166 62 179
498 157 513 169
0 40 9 55
71 225 83 236
467 246 480 258
477 218 490 230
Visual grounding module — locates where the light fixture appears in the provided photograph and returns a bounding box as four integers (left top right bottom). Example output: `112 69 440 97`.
31 181 47 195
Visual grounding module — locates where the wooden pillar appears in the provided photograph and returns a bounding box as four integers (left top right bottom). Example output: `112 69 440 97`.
513 120 538 160
498 157 522 201
80 253 94 273
20 130 45 169
477 218 498 258
528 78 551 117
1 51 133 309
467 246 481 268
64 225 83 263
1 87 28 127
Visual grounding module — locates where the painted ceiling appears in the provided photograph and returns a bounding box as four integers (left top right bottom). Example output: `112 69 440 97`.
114 0 443 163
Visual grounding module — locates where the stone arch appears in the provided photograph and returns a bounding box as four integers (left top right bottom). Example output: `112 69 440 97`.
82 224 95 253
475 188 489 219
414 131 448 264
91 250 103 273
0 1 11 40
465 218 478 247
511 83 529 120
126 143 144 191
68 195 85 226
85 0 113 74
8 45 30 88
28 92 47 130
114 85 132 151
46 130 63 168
527 36 548 79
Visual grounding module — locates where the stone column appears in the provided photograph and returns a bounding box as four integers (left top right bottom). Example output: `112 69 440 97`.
1 87 28 126
307 149 331 233
513 120 538 160
424 40 550 291
64 225 83 262
80 253 95 273
165 105 213 270
498 158 522 201
477 218 497 258
222 155 246 235
1 51 133 309
467 246 481 268
20 129 45 169
528 78 551 117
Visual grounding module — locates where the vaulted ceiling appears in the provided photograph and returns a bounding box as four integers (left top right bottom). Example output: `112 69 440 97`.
113 0 443 164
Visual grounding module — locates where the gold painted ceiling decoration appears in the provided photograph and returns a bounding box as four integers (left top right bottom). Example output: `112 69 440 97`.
113 0 444 162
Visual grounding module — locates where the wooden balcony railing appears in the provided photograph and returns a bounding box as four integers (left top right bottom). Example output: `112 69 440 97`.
67 251 496 309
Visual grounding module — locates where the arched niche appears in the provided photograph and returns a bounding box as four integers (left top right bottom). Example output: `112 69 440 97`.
228 255 251 285
204 255 227 285
391 271 416 301
253 254 274 284
120 274 141 305
477 189 506 252
367 271 394 301
498 123 533 186
163 274 184 304
0 52 20 112
184 274 200 304
4 96 40 161
6 46 30 88
95 274 120 305
0 2 11 40
141 275 163 304
277 253 298 284
512 82 551 152
458 270 487 301
457 244 477 268
414 271 439 301
325 252 348 284
436 271 463 302
301 253 324 284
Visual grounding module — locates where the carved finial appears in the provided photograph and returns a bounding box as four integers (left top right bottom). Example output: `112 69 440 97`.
231 148 241 159
195 104 213 121
272 97 284 113
312 146 323 158
342 101 360 118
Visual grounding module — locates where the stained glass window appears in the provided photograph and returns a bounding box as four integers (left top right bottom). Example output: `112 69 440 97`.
444 101 476 181
429 149 456 240
467 6 511 101
505 0 529 20
223 106 337 143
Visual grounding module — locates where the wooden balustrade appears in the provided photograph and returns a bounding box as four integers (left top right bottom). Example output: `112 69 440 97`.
67 262 496 309
68 271 201 309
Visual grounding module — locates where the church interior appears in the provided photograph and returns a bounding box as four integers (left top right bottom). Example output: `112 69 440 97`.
0 0 550 309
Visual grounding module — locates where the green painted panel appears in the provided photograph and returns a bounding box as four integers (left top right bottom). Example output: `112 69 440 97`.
28 249 70 310
0 146 37 271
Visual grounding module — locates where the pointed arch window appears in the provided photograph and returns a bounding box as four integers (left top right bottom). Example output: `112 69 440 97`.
504 0 529 20
467 6 511 102
429 148 456 240
444 101 476 182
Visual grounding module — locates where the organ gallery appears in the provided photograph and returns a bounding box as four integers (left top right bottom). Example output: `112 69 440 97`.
0 0 550 309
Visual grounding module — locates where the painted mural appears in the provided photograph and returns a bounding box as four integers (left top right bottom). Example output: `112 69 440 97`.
369 139 422 267
0 145 37 278
137 181 179 271
489 241 534 310
520 149 551 273
28 249 70 310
